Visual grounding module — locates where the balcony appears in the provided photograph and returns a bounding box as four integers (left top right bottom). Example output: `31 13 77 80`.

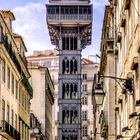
46 5 92 26
1 120 20 140
47 14 92 25
99 111 108 137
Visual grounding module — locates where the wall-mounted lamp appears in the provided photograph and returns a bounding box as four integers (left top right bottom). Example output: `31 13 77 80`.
93 83 105 106
98 73 134 94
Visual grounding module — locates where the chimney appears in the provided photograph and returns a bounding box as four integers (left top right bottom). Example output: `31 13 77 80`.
1 10 15 31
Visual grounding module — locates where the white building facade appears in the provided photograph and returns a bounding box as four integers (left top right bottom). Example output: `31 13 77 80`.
27 49 99 140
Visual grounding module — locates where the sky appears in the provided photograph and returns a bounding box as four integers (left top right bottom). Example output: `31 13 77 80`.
0 0 108 60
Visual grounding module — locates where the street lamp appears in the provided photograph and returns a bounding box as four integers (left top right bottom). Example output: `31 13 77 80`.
93 83 105 106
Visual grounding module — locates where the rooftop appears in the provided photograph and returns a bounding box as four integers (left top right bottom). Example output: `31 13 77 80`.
0 10 15 21
27 50 97 65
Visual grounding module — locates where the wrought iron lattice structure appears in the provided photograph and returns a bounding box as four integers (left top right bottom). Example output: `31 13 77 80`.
46 0 92 139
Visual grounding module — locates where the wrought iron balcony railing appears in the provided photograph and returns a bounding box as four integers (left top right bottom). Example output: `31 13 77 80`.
47 14 92 22
1 120 20 140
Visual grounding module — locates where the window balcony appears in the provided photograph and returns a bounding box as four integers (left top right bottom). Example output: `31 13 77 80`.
1 120 20 140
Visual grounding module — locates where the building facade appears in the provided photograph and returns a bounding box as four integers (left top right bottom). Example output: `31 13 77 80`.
30 112 44 140
28 64 54 140
27 49 99 140
0 11 33 140
97 0 140 139
115 0 140 139
46 0 92 139
95 4 116 140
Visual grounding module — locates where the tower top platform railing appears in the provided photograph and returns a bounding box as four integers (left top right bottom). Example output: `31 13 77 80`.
49 0 90 4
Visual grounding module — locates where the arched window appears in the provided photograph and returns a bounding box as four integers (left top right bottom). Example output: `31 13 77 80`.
62 110 65 123
70 36 74 50
65 59 69 74
62 59 65 74
70 83 74 99
62 84 65 98
62 37 66 50
72 83 77 99
66 37 69 50
63 57 69 74
70 59 73 74
74 37 77 50
70 110 73 124
74 83 77 92
65 83 70 99
74 59 77 73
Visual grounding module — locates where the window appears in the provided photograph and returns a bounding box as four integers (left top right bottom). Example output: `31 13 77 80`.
11 109 14 126
7 104 10 123
22 93 24 107
134 0 138 25
82 74 87 80
22 123 24 139
19 88 22 103
25 95 27 111
43 61 51 67
16 80 18 99
82 126 88 137
12 74 14 94
15 114 17 129
82 111 87 121
62 36 77 50
7 67 10 89
55 60 59 67
2 59 6 82
82 97 88 105
82 84 87 92
2 99 5 120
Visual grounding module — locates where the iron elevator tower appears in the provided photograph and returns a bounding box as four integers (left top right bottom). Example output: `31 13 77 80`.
46 0 92 139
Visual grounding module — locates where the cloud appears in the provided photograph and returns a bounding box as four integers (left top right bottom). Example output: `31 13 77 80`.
12 0 108 58
12 2 54 55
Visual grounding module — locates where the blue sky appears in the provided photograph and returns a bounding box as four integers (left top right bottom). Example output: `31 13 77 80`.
0 0 108 59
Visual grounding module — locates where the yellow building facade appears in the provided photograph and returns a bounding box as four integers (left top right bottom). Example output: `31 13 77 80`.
115 0 140 139
0 11 33 140
98 0 140 139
